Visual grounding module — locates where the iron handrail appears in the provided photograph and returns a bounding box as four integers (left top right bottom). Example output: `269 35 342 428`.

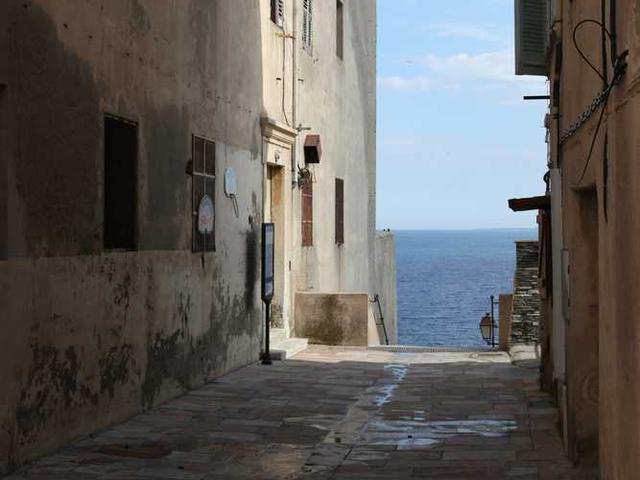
370 294 390 345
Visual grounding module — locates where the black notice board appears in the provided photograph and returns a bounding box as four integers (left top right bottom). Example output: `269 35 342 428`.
261 223 275 302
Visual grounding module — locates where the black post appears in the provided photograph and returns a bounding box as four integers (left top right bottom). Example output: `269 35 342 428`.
262 301 272 365
261 223 275 365
490 295 496 349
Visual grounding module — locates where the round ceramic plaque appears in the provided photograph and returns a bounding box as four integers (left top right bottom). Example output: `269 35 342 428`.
197 195 214 234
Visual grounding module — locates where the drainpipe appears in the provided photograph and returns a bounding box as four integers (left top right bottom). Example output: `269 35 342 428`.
291 0 299 187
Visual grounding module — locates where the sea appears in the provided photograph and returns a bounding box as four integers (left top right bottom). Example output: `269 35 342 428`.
396 229 537 347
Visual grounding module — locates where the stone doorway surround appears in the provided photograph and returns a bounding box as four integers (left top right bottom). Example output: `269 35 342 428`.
261 118 296 336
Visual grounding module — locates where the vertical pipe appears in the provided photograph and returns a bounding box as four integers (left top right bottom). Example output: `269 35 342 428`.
491 295 496 348
262 300 272 365
291 0 299 186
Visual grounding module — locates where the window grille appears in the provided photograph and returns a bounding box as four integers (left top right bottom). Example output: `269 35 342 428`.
192 135 216 252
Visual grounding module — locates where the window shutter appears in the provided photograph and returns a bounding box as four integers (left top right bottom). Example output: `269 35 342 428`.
302 0 308 46
271 0 284 27
301 180 313 247
335 178 344 245
308 0 313 51
515 0 549 76
302 0 312 52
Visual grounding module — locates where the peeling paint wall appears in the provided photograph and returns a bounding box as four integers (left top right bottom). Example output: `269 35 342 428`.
2 0 264 473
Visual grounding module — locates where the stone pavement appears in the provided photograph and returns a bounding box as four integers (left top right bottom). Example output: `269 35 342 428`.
6 347 597 480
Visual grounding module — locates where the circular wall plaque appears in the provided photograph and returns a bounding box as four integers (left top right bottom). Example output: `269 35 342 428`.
197 195 214 234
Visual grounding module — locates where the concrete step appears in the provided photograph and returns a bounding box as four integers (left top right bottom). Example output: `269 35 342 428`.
270 330 308 361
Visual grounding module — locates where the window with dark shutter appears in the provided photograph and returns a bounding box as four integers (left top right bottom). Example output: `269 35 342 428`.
271 0 284 27
301 179 313 247
104 115 137 251
302 0 313 53
192 135 216 252
335 178 344 244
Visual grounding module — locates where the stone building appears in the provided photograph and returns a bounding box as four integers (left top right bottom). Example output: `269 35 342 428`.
510 241 541 345
0 0 390 473
515 0 640 476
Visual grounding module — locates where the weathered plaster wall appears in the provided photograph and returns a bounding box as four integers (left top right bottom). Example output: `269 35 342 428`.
598 0 640 474
259 1 378 332
374 231 397 344
510 241 541 345
295 292 370 346
294 0 377 296
545 0 640 476
2 0 264 473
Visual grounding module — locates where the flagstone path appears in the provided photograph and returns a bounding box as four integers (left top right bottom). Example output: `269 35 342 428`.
6 346 597 479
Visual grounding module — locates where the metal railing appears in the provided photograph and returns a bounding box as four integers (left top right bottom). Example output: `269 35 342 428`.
371 294 390 345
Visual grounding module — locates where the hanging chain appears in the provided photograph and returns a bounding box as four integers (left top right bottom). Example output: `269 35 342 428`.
559 84 613 146
559 51 628 147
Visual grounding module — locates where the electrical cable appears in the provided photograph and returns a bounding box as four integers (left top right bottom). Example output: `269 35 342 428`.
572 88 611 187
572 19 613 82
570 50 627 188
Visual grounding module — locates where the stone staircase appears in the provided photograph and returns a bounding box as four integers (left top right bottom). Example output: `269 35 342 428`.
270 328 309 360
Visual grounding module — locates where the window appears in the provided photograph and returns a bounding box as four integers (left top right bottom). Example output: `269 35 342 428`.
336 0 344 59
335 178 344 244
271 0 284 27
514 0 549 76
104 115 137 250
301 179 313 247
302 0 313 53
192 136 216 252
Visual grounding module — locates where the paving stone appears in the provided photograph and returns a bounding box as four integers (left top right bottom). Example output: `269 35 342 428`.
9 346 597 479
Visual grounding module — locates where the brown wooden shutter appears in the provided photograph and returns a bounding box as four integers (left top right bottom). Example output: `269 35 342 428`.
335 178 344 244
301 180 313 246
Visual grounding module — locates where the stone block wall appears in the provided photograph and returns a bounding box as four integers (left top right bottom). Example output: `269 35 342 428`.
510 241 541 345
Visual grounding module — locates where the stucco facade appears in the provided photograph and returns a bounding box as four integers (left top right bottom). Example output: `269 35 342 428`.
533 0 640 476
259 0 379 339
0 0 384 474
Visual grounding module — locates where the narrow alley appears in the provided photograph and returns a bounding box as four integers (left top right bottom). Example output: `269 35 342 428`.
8 348 596 480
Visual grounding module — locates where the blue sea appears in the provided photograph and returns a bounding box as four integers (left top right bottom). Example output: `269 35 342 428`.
396 229 537 347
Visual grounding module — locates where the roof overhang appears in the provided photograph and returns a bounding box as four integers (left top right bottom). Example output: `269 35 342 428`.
508 195 550 212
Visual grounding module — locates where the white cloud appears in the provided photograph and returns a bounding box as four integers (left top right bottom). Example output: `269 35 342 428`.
427 23 500 42
380 48 546 99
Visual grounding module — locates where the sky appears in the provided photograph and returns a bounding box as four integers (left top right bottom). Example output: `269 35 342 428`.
376 0 548 230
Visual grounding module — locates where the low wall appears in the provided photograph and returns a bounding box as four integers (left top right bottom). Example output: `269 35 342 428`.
295 293 371 346
374 231 398 344
510 241 541 345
